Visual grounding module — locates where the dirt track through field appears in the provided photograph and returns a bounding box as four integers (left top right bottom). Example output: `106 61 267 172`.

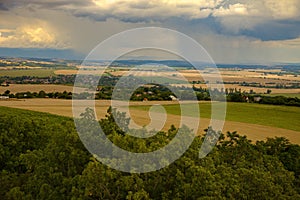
1 99 299 144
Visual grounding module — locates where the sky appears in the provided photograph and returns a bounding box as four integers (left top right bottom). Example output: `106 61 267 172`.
0 0 300 64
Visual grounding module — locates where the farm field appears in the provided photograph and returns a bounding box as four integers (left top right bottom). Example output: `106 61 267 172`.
0 99 181 119
0 69 55 77
108 68 300 83
54 69 106 75
1 66 300 95
54 70 78 75
0 99 299 144
131 102 300 132
196 68 300 83
175 83 300 94
95 67 300 94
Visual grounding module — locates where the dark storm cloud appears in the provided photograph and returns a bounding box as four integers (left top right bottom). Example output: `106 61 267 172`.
0 0 16 10
0 0 93 10
190 16 300 41
239 20 300 41
72 12 111 22
28 0 93 9
0 3 8 11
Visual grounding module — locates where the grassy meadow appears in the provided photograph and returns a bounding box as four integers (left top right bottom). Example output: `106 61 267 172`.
131 102 300 132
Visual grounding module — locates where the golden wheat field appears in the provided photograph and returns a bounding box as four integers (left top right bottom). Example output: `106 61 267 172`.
103 68 300 94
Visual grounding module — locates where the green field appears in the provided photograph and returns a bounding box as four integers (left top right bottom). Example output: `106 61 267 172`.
131 102 300 131
0 69 55 77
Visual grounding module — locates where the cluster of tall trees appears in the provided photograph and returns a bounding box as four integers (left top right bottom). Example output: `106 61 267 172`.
0 75 75 85
0 74 119 86
217 91 300 107
0 106 299 199
240 82 300 89
2 90 73 99
226 93 300 107
258 95 300 106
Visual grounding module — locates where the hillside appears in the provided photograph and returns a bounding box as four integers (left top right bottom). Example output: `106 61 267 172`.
0 106 300 199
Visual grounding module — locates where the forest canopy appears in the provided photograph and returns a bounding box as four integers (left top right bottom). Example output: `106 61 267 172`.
0 106 299 199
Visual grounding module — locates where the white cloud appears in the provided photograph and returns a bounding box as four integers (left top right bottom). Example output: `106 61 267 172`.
264 0 300 19
213 3 249 17
0 21 69 48
211 1 300 36
86 0 223 21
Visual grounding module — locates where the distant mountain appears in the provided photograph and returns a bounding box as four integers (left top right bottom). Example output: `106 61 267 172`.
0 48 84 60
110 60 272 69
111 60 191 67
110 60 216 68
0 48 299 71
110 60 300 72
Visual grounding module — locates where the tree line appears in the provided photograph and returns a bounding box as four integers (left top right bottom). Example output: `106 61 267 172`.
2 86 300 107
0 106 299 199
